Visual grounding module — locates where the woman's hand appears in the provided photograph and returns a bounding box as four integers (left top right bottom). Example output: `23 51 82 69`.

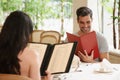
42 71 53 80
77 50 95 63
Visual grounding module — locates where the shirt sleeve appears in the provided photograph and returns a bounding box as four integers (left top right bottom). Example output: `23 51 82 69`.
96 32 109 53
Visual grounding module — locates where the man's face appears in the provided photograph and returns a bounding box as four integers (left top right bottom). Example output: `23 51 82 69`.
77 15 92 33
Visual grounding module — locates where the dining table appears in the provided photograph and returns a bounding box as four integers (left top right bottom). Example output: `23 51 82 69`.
53 62 120 80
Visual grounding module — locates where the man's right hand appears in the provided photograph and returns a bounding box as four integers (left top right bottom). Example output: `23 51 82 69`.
77 50 95 63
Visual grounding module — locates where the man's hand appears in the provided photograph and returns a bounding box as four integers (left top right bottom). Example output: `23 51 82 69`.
77 50 95 63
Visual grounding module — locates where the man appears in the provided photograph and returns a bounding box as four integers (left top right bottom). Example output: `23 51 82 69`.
68 6 109 63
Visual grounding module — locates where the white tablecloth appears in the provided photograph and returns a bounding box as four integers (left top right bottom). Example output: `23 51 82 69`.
53 63 120 80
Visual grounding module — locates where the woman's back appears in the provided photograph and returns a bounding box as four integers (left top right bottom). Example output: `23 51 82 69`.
18 47 41 80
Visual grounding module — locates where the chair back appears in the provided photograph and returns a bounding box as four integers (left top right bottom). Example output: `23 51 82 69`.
31 30 44 42
0 24 2 32
40 35 57 44
0 74 32 80
40 30 61 44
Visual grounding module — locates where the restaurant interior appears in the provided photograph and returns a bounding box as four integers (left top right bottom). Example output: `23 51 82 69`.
0 0 120 80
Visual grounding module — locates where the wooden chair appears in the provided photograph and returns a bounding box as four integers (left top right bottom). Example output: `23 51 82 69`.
0 24 2 32
40 30 61 44
40 35 57 44
0 74 32 80
31 30 44 42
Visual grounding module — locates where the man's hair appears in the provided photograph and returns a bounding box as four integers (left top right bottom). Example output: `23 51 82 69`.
76 6 93 20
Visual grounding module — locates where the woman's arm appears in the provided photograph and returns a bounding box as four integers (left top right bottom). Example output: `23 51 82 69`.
29 50 41 80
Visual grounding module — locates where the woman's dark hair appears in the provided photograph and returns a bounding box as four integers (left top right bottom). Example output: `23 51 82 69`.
0 11 33 74
76 6 93 20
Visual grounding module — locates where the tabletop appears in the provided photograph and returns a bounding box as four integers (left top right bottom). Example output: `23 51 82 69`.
53 63 120 80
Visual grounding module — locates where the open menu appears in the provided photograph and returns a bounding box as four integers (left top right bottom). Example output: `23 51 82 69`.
66 31 100 59
28 42 77 76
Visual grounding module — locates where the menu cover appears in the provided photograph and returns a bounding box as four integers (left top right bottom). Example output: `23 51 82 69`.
66 31 100 59
28 42 77 76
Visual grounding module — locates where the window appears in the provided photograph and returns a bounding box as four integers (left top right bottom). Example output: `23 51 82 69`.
0 0 73 40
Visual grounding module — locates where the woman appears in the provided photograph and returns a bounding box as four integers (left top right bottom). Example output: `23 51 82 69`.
0 11 51 80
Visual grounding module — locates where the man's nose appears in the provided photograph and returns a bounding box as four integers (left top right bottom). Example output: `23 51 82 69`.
84 23 88 27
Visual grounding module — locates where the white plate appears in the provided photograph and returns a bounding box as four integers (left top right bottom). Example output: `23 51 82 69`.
94 68 113 73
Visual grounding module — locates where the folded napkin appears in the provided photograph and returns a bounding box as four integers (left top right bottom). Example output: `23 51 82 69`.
99 58 113 72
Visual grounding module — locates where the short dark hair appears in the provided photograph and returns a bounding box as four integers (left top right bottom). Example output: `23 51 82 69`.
76 6 93 20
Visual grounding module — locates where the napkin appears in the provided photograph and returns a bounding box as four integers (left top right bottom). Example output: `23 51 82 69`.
99 58 113 72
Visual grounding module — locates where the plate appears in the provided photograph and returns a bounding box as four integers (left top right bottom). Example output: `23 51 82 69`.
94 68 113 73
